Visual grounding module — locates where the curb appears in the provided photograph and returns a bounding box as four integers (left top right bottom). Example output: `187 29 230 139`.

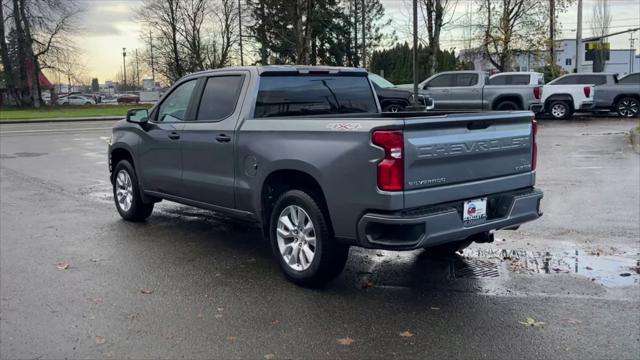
631 126 640 154
0 116 122 124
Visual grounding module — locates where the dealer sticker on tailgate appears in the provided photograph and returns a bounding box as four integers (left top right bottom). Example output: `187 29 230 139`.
463 198 487 226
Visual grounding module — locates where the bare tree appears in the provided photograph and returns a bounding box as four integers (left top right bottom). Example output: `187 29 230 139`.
0 0 78 106
590 0 611 72
420 0 458 76
478 0 548 72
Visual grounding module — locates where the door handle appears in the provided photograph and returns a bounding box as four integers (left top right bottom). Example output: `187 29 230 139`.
168 131 180 140
216 134 231 143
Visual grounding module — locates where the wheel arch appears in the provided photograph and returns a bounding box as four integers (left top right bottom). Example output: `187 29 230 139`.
492 94 524 110
612 93 640 106
260 168 332 239
544 94 574 111
109 146 135 184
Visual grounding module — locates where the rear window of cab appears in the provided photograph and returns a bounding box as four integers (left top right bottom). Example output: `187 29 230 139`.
254 76 377 118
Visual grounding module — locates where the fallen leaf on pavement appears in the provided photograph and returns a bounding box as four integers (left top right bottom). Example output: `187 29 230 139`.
226 336 237 343
95 336 106 345
264 354 275 360
337 337 355 345
562 318 582 324
217 307 224 312
271 319 280 325
92 297 103 304
140 288 154 294
214 314 223 319
519 317 545 327
399 330 414 337
55 262 70 270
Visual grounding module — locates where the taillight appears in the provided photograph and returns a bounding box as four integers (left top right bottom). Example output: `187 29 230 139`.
372 130 404 191
533 86 542 99
583 86 591 98
531 120 538 171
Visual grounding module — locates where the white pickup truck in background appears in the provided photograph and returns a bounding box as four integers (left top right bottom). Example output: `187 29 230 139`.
541 74 596 119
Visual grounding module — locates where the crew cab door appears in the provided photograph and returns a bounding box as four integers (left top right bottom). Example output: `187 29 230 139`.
179 73 247 209
137 79 197 195
448 73 483 110
421 74 452 110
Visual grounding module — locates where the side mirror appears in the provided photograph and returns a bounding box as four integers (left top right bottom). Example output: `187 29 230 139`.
422 83 429 90
126 108 149 123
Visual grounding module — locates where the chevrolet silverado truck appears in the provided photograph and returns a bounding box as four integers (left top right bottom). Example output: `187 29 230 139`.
108 66 543 286
398 70 543 113
542 74 597 119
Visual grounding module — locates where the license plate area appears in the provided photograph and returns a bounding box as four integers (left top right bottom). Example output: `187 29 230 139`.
463 198 487 226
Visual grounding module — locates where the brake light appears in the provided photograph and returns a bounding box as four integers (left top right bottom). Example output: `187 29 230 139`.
583 86 591 98
533 86 542 99
372 130 404 191
532 120 538 171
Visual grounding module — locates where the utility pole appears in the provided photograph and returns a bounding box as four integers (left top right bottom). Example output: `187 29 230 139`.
238 0 244 66
122 47 127 92
135 49 140 89
149 31 155 82
550 0 556 67
361 0 366 68
408 0 424 110
630 34 636 73
575 0 583 73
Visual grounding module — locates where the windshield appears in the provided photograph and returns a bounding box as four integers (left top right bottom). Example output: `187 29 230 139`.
368 73 395 88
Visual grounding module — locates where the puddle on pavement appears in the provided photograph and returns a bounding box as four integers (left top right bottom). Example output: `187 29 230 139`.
460 248 640 288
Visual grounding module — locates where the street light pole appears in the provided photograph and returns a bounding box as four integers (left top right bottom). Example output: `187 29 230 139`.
122 47 127 92
408 0 424 111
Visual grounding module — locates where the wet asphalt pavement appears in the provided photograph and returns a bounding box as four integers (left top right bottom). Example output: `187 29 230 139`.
1 117 639 359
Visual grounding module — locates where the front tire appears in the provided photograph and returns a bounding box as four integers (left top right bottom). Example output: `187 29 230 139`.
113 160 154 221
269 189 349 287
383 103 405 113
548 100 572 119
615 97 639 118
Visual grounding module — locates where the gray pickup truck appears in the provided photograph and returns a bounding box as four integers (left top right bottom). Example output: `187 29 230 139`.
400 70 543 113
108 66 543 286
549 72 640 117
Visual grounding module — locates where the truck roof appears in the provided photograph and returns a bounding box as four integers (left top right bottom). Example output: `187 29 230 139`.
184 65 368 79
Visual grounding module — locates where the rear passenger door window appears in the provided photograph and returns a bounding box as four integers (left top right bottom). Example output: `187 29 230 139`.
196 76 244 121
552 75 579 85
453 73 478 86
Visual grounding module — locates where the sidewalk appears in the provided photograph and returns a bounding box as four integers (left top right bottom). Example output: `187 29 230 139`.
0 116 122 124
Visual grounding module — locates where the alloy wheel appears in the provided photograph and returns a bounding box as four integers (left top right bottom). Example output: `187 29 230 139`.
276 205 316 271
115 169 134 212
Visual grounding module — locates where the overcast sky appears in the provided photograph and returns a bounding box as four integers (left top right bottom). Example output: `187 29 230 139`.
72 0 640 82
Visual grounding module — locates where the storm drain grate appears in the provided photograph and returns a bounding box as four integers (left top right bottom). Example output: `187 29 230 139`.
453 259 501 278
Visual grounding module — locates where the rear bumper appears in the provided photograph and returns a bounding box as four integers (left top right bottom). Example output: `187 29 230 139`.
356 188 543 250
579 101 595 110
529 103 544 113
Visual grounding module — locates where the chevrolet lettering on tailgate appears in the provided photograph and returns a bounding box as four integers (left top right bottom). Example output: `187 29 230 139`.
418 136 530 158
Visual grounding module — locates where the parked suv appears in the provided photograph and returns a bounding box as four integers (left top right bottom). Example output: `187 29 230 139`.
109 66 543 286
542 74 596 119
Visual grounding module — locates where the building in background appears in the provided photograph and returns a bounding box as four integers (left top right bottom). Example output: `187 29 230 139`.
458 47 545 74
555 39 640 75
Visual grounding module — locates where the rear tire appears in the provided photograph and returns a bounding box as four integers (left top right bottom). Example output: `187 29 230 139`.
495 100 519 111
269 189 349 287
548 100 572 119
615 97 639 118
112 160 154 222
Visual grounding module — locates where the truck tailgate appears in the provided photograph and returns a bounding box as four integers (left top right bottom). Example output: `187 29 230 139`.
403 111 535 207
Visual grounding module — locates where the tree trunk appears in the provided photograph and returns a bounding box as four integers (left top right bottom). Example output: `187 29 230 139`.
0 2 19 105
